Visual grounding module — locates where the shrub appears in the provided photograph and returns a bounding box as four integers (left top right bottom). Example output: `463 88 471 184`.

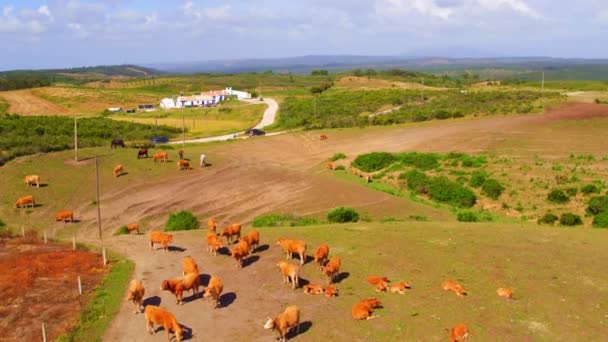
587 196 608 215
547 189 570 204
559 213 583 226
165 210 199 231
482 179 505 199
252 213 321 227
327 207 360 223
114 226 130 235
400 169 431 194
581 184 600 195
592 212 608 228
469 171 487 188
331 152 347 161
428 176 477 208
538 212 558 225
565 187 578 197
335 165 346 171
394 152 439 170
457 210 478 222
352 152 395 172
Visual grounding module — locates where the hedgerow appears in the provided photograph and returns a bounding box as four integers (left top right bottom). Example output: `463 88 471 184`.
352 152 395 172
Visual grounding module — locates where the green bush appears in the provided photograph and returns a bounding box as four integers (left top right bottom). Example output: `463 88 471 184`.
400 169 431 194
352 152 394 172
587 196 608 215
327 207 360 223
457 210 478 222
559 213 583 226
581 184 600 195
330 152 347 161
393 152 439 170
592 212 608 228
165 210 199 231
335 165 346 171
565 187 578 197
538 212 558 225
547 189 570 204
428 176 477 208
469 170 487 188
252 213 321 227
481 179 505 200
114 226 130 236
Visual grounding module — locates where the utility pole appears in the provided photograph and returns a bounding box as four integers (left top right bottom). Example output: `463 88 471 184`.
95 156 102 241
74 114 78 161
421 77 424 102
182 113 185 150
541 71 545 92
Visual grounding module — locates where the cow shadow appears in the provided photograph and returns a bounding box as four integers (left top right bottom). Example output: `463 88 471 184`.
142 296 161 308
217 247 230 256
242 255 260 268
304 255 315 264
286 321 313 339
253 244 269 253
182 291 201 304
168 246 187 252
219 292 237 308
199 274 211 287
333 272 350 284
179 324 194 340
297 277 310 287
201 163 213 168
118 172 129 177
37 184 49 188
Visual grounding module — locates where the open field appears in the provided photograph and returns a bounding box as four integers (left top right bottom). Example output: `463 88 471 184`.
0 89 70 115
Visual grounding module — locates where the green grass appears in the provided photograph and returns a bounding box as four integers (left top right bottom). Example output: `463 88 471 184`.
57 247 134 342
252 213 321 227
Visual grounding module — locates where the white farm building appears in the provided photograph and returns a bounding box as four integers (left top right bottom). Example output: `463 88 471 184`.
160 87 251 109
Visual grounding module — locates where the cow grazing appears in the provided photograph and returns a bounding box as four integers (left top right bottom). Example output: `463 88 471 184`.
442 279 467 297
264 305 300 342
178 149 184 160
161 272 200 305
389 281 411 294
276 261 300 290
113 164 124 177
144 305 184 341
313 243 330 268
351 167 362 177
449 324 470 342
496 287 514 299
324 285 339 298
367 276 390 292
177 160 191 170
137 148 149 159
303 284 323 295
153 152 169 162
15 195 35 208
111 139 125 149
126 223 140 234
24 175 40 188
55 210 74 223
182 256 199 276
203 275 224 308
200 154 206 167
205 232 223 256
149 231 174 251
220 223 242 244
207 217 218 233
352 298 382 320
326 162 336 170
230 239 250 268
276 238 307 265
126 279 145 314
240 230 260 253
321 256 341 283
320 134 328 140
364 174 372 183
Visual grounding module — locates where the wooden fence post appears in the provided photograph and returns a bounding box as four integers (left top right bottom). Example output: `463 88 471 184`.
72 235 76 251
77 276 82 295
42 323 46 342
102 247 107 266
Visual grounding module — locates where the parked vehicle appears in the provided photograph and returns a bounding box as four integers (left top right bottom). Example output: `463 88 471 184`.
244 129 266 136
152 136 169 144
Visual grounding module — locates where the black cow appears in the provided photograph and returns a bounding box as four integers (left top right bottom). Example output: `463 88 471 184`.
137 148 149 159
111 139 126 149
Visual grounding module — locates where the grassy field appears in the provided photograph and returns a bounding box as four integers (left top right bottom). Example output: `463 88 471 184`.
253 221 608 340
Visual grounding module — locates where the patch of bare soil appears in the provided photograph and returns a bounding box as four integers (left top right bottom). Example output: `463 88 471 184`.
0 89 70 115
543 102 608 120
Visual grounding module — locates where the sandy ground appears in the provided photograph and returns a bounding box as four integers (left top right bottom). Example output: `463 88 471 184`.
0 89 69 115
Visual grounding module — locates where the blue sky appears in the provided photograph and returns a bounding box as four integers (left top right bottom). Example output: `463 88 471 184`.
0 0 607 70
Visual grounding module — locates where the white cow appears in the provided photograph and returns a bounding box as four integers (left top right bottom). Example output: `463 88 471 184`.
200 154 207 167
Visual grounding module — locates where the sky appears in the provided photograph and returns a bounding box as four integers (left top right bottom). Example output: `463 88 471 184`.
0 0 607 70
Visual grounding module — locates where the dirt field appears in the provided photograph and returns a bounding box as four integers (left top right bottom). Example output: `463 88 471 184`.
0 89 70 115
0 237 105 341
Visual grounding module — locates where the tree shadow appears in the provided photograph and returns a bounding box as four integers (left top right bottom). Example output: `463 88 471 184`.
286 321 313 339
219 292 237 308
253 244 269 253
242 255 260 268
142 296 161 307
168 246 187 252
199 274 210 287
333 272 350 284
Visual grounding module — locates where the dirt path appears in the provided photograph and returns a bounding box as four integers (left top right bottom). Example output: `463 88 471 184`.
0 89 70 115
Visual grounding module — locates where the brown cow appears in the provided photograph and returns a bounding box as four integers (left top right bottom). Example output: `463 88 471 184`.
153 151 169 162
496 287 514 299
389 281 411 294
24 175 40 188
442 279 467 297
55 210 74 223
321 256 341 283
367 276 389 292
303 284 324 295
324 285 339 298
230 239 250 268
351 167 362 177
449 324 470 342
126 279 145 314
161 272 200 305
144 305 184 341
137 148 148 159
207 217 218 233
326 162 336 170
320 134 328 140
205 232 223 256
276 261 300 289
264 305 300 342
149 231 173 251
276 238 307 265
177 160 191 170
352 298 382 320
182 256 199 276
113 164 124 177
15 195 35 208
220 223 241 244
240 230 260 253
178 149 184 160
203 275 224 308
126 223 140 234
313 243 330 268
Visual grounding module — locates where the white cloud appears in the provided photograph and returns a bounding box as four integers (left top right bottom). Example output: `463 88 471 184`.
377 0 453 20
38 5 52 18
0 4 51 34
476 0 541 19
